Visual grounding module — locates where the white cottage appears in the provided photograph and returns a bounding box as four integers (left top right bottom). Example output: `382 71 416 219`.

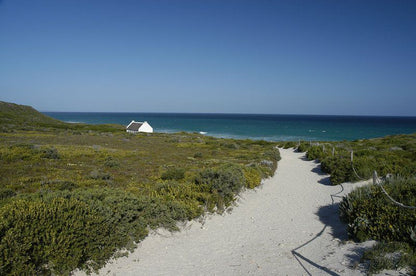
126 120 153 133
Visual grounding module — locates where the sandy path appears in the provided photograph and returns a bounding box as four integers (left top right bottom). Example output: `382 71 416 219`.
78 148 374 276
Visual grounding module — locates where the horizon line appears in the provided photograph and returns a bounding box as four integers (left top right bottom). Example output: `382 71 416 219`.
40 110 416 118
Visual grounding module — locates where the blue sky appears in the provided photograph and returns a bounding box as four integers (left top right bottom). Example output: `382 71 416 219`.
1 0 415 115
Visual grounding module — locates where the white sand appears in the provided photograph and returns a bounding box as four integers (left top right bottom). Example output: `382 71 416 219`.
77 148 378 276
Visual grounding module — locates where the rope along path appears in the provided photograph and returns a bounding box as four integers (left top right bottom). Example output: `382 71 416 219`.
373 174 416 210
350 149 416 210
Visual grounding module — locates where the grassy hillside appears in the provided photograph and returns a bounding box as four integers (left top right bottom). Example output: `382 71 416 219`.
0 101 123 132
0 101 64 129
0 101 279 275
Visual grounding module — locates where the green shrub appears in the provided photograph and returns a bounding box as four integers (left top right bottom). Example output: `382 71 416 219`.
40 147 59 159
362 242 416 274
263 148 281 162
0 188 199 275
0 197 116 275
350 156 376 181
321 156 352 185
339 177 416 243
2 144 60 162
69 188 189 235
279 141 297 149
221 142 239 149
193 152 203 158
89 170 111 180
295 135 416 185
243 166 262 189
104 156 120 168
4 144 36 161
0 188 16 200
196 164 245 205
41 180 79 191
306 145 325 161
297 142 311 152
161 168 185 181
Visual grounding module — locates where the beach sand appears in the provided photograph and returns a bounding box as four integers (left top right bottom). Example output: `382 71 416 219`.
76 148 379 275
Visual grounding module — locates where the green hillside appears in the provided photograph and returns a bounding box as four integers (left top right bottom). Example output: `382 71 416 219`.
0 101 123 132
0 101 65 129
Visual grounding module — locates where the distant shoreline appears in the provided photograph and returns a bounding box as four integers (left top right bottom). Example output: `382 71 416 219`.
43 112 416 142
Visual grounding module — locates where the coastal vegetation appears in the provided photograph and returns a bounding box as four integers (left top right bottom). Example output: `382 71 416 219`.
279 136 416 273
340 176 416 273
2 100 415 274
279 135 416 185
0 102 279 275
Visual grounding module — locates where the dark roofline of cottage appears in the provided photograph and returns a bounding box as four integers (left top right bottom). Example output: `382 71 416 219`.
126 120 144 131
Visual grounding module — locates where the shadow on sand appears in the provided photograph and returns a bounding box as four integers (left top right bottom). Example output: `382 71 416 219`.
316 203 347 240
291 203 350 276
291 223 341 276
310 164 333 186
290 157 357 275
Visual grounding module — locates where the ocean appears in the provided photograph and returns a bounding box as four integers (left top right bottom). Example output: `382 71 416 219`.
43 112 416 142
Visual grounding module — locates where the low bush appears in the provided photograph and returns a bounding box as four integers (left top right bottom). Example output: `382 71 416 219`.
161 168 185 181
2 144 35 161
89 170 111 180
362 242 416 274
41 180 79 191
339 177 416 243
263 148 281 162
278 141 297 149
320 156 352 185
104 156 120 167
220 142 239 149
243 165 262 189
296 134 416 185
0 188 198 275
40 147 59 159
2 144 60 162
0 196 116 275
0 188 16 200
196 164 245 206
306 145 325 161
68 188 193 233
297 142 311 152
193 152 203 158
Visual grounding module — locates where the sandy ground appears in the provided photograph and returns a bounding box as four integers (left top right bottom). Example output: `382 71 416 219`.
77 148 380 276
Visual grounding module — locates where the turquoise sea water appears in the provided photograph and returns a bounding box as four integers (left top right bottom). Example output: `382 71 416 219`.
44 112 416 142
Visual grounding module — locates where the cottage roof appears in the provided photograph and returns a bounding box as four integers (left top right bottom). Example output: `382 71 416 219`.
126 121 144 131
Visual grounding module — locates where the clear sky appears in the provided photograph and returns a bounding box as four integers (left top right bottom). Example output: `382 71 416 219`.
1 0 415 116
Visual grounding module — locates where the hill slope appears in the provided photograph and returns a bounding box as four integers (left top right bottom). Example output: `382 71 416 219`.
0 101 65 130
0 101 123 132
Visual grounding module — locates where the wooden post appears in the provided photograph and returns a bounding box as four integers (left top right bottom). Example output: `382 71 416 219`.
351 151 353 162
322 144 325 152
373 171 378 185
332 147 335 156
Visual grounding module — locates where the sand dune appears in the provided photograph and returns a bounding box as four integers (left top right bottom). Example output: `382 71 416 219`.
77 148 376 275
